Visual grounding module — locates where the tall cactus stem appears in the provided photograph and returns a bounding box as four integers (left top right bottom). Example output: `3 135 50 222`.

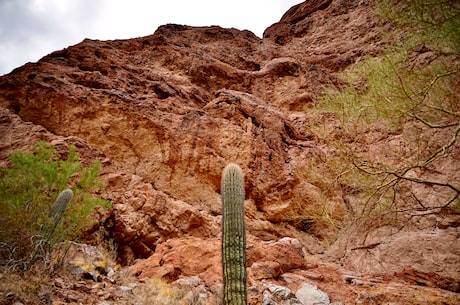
221 163 247 305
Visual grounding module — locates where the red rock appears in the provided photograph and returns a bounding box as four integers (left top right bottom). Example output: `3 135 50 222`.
0 1 459 304
128 236 306 286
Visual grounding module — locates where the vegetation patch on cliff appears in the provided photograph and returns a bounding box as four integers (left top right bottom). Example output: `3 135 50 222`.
307 0 459 234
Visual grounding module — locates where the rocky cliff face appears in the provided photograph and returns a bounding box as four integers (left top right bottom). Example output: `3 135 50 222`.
1 0 459 304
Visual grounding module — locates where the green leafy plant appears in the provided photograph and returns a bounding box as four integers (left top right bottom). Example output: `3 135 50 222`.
221 163 246 305
0 141 110 271
309 0 460 233
378 0 460 54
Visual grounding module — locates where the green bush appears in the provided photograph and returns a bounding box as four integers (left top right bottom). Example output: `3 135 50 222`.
0 141 110 271
378 0 460 54
306 0 459 232
317 0 459 127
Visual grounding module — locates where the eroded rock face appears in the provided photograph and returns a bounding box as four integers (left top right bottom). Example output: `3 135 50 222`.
328 224 460 293
0 49 306 216
0 16 337 263
127 236 306 287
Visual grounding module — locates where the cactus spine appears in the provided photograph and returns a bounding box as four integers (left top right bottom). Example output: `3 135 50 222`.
221 164 247 305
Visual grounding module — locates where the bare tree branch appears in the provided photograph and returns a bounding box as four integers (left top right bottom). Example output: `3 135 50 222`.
419 122 460 167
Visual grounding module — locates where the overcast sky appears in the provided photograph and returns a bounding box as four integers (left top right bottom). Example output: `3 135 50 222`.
0 0 303 76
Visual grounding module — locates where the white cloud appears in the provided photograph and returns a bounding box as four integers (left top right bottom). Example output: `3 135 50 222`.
0 0 303 75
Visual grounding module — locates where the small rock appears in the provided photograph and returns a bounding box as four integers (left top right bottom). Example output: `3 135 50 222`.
263 291 277 305
53 277 66 288
295 283 330 305
173 275 202 287
352 279 376 287
266 283 293 299
107 267 116 278
304 271 324 281
251 261 283 279
263 283 303 305
73 282 92 293
118 285 134 293
343 275 358 284
343 275 375 287
56 290 80 302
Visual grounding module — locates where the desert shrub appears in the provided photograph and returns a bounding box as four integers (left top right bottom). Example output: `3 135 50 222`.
0 271 54 305
378 0 460 53
0 141 110 272
303 0 460 232
132 277 212 305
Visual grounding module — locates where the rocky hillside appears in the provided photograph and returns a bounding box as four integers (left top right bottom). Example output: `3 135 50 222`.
1 0 459 304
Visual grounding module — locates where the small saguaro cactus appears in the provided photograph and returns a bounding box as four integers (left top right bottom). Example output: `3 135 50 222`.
221 163 247 305
48 188 73 232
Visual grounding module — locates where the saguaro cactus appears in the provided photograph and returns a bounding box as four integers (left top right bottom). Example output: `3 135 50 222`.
221 163 247 305
48 188 73 232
